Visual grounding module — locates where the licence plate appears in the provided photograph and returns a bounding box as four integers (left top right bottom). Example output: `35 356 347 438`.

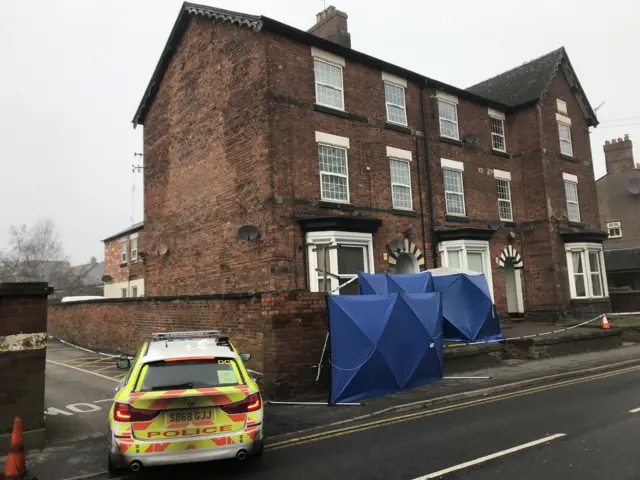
167 409 214 423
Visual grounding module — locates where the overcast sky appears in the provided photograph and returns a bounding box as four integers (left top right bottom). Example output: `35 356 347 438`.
1 0 638 264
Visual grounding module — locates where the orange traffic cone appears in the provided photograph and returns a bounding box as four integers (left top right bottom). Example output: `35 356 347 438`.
3 417 25 479
602 314 611 329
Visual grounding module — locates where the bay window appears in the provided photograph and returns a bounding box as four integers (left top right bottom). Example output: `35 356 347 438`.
306 231 374 295
565 243 608 299
439 239 494 300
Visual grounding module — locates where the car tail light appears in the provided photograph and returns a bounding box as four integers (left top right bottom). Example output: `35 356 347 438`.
220 393 262 414
114 402 159 422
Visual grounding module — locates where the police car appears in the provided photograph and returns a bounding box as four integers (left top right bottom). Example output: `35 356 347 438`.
107 331 264 473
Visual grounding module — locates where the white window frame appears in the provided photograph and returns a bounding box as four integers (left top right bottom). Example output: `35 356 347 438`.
607 221 622 239
315 132 350 203
131 285 138 298
387 147 413 210
558 118 573 157
121 287 127 298
439 239 494 300
382 72 408 126
563 173 580 223
306 231 375 295
312 47 345 111
556 99 568 115
565 243 609 299
120 240 127 264
441 158 465 216
488 109 506 152
438 99 460 140
130 234 139 262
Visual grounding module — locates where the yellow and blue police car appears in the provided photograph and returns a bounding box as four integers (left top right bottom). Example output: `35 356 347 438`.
107 331 264 473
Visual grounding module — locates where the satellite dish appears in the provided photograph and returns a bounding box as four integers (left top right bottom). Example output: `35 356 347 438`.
157 244 169 256
238 225 260 241
628 178 640 195
388 239 405 254
462 133 478 145
520 222 535 233
101 275 113 283
488 220 504 231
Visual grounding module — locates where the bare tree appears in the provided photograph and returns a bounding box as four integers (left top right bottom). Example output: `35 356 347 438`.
0 219 65 282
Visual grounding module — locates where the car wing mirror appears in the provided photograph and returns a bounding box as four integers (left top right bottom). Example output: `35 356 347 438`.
116 356 131 370
239 353 251 362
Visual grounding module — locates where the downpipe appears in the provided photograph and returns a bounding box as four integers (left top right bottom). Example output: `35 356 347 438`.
130 460 143 472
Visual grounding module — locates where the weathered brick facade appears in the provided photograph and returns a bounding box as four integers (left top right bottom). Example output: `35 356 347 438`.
131 4 608 319
103 222 145 297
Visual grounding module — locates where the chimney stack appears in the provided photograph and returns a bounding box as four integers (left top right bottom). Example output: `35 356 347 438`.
604 134 634 174
90 256 97 265
308 6 351 49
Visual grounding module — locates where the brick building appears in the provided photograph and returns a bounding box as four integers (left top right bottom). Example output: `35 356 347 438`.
102 221 145 298
132 3 608 319
596 136 640 290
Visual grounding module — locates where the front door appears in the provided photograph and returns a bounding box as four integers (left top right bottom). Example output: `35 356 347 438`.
504 260 524 314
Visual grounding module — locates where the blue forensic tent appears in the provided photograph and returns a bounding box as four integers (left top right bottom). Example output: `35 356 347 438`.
430 268 502 343
358 271 434 295
327 293 443 404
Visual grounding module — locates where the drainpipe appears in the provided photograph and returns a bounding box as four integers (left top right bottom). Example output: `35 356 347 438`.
420 83 438 267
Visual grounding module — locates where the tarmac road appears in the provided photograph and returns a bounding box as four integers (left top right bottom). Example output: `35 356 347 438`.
106 364 640 480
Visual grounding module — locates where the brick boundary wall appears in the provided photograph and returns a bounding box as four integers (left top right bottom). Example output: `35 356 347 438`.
0 282 52 453
610 291 640 313
48 291 328 399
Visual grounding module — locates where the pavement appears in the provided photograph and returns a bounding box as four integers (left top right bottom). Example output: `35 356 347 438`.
20 337 640 479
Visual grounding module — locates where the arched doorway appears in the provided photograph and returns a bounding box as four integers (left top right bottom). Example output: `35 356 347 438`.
499 246 524 314
396 253 418 274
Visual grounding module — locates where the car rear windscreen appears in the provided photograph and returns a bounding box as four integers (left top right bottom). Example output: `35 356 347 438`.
138 359 242 392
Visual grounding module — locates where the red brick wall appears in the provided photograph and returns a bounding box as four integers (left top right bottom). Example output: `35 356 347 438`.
142 17 273 296
262 32 431 289
104 233 145 284
48 292 328 399
0 283 50 451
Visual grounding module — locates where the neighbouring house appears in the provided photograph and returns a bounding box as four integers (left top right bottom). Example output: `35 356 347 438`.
596 135 640 291
102 221 144 298
52 257 105 300
132 3 607 320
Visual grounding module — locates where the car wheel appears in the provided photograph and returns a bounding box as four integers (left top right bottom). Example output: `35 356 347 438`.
108 453 124 474
252 440 264 458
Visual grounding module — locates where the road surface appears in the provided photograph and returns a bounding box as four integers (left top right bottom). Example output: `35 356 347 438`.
41 340 640 479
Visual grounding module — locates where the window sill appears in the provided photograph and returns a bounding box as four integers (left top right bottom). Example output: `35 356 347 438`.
318 200 355 211
313 104 349 118
561 154 580 163
501 220 516 227
568 221 584 228
569 297 609 304
492 149 510 158
445 214 470 223
120 262 127 267
440 136 464 147
385 122 412 135
392 209 418 217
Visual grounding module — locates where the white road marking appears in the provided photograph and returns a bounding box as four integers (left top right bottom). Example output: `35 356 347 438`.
46 359 120 383
629 407 640 413
92 364 121 373
45 407 73 416
94 398 114 404
412 433 567 479
66 403 102 413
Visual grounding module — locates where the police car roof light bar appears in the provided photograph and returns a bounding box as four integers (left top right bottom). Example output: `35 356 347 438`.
151 330 225 341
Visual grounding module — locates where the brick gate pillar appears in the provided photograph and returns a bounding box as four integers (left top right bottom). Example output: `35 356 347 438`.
0 283 53 453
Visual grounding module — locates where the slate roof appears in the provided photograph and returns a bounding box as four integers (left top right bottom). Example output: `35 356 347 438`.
102 221 144 243
467 48 565 107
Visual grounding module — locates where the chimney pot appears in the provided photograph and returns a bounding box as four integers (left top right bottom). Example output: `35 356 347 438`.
605 140 610 145
308 5 351 48
625 134 630 141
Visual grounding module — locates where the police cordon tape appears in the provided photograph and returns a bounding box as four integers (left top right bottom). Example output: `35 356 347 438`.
445 311 640 348
48 335 265 378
